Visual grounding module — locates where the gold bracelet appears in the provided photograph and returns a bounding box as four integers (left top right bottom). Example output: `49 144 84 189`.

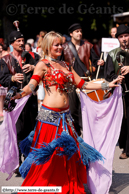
11 76 14 82
19 90 26 98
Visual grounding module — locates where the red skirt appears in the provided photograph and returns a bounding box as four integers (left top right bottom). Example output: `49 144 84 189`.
19 105 87 194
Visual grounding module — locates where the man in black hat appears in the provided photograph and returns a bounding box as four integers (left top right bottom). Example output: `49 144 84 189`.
104 24 129 159
0 27 40 172
59 23 104 136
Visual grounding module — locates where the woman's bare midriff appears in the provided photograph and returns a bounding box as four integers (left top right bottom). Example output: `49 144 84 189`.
42 86 69 108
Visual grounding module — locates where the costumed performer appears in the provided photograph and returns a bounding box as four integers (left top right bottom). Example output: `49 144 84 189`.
0 21 40 171
11 31 123 194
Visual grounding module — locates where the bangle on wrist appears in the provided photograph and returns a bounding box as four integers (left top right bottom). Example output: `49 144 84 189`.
11 76 14 82
101 81 110 90
19 90 26 98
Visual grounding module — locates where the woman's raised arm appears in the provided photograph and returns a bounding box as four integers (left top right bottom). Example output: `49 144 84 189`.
72 66 124 90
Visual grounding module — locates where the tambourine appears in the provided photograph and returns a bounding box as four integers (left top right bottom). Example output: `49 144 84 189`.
3 86 18 112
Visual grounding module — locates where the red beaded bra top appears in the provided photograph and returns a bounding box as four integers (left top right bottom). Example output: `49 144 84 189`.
42 59 75 93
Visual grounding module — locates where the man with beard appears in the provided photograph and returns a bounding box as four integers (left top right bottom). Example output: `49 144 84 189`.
104 24 129 159
59 23 104 136
0 28 40 173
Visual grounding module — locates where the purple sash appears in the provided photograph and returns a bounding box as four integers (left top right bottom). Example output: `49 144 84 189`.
0 95 30 180
80 86 123 194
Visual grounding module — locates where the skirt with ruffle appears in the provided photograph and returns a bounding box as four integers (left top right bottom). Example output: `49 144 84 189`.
19 104 87 194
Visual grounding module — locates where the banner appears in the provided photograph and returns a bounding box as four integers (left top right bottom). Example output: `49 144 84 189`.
101 38 120 61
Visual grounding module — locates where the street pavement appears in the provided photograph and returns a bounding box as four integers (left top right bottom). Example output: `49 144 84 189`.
0 117 129 194
109 145 129 194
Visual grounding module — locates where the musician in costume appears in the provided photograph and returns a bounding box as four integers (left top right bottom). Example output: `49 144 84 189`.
59 23 104 135
104 24 129 159
0 21 40 170
11 31 123 193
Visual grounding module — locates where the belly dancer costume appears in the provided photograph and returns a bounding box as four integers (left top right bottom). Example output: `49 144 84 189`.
18 59 104 194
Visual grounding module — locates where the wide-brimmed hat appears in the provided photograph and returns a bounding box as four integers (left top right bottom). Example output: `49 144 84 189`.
68 23 82 34
115 24 129 38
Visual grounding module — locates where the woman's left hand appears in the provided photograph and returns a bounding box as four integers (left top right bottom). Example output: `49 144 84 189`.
109 75 124 88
